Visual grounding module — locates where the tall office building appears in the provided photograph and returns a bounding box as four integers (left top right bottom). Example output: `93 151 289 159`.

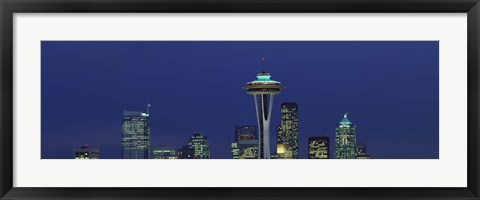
356 144 371 159
186 132 210 159
234 125 257 142
244 70 284 159
335 113 356 159
121 105 150 159
152 146 178 159
308 136 329 159
276 102 299 159
73 144 99 159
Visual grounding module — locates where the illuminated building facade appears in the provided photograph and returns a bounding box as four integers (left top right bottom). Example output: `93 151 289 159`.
121 107 150 159
186 132 210 159
244 71 284 159
335 113 356 159
152 146 178 159
276 102 299 159
73 144 99 159
231 143 240 159
239 145 259 159
308 136 329 159
231 139 259 159
234 125 257 142
356 144 371 159
276 144 293 159
231 125 259 159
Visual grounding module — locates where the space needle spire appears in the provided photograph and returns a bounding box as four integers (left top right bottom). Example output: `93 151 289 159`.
243 59 284 159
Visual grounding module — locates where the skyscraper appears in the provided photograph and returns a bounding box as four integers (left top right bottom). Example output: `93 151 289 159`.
234 125 257 142
335 113 356 159
276 102 299 159
244 71 284 159
73 144 99 159
121 106 150 159
186 132 210 159
152 146 178 159
356 144 371 159
308 136 329 159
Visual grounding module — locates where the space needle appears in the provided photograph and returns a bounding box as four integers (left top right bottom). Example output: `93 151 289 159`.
244 59 284 159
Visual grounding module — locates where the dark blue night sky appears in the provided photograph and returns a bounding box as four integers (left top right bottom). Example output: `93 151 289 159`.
41 41 439 159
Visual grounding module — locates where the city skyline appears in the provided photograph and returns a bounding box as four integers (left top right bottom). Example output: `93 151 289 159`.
41 41 439 159
71 104 370 159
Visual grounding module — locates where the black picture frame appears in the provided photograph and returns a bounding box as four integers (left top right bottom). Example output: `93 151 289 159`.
1 0 479 199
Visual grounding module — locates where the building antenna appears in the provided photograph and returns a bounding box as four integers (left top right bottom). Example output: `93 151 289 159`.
147 103 151 115
261 57 266 72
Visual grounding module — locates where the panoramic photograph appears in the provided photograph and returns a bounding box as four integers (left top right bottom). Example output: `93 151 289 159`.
41 41 439 159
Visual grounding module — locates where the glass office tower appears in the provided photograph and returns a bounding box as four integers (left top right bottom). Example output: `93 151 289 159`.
276 102 299 159
121 108 150 159
335 113 356 159
186 132 210 159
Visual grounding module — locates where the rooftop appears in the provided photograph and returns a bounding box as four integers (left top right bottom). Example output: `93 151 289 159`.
250 72 280 84
339 113 352 125
123 110 149 117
